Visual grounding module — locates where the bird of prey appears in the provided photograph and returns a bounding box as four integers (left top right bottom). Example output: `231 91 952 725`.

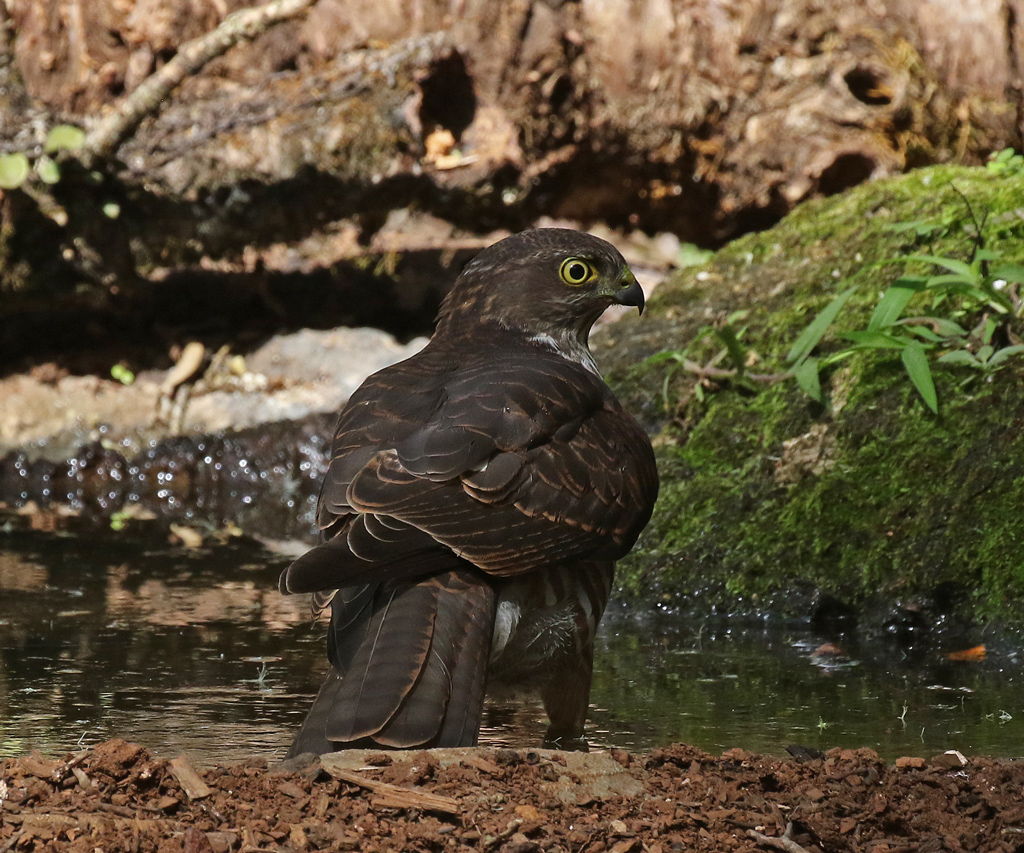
280 228 658 755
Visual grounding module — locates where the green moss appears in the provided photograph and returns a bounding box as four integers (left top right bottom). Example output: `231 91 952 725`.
599 165 1024 622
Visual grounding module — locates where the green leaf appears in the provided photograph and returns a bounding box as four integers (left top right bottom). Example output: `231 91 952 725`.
0 152 30 189
867 286 918 332
793 357 822 402
936 350 979 366
642 351 685 366
110 363 135 386
990 263 1024 283
36 155 60 184
903 326 946 343
839 330 910 349
787 288 855 363
927 317 969 337
896 316 968 338
901 341 938 413
893 275 929 287
907 254 979 282
976 345 994 364
989 344 1024 366
923 273 982 292
882 220 943 237
714 325 748 377
44 124 86 153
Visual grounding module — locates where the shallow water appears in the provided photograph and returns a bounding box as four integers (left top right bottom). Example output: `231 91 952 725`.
1 523 1022 765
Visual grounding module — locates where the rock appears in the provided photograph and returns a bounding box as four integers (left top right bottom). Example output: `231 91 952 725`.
0 327 425 459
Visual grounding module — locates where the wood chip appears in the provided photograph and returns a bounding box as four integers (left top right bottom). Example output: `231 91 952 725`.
288 825 309 848
463 755 501 775
71 767 91 789
277 781 306 799
20 754 59 781
169 756 211 801
156 795 180 811
183 826 215 853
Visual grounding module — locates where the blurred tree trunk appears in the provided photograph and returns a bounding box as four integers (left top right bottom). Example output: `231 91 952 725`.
1 0 1021 365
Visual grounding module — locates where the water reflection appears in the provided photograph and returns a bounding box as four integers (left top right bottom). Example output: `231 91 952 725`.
1 524 1022 765
587 615 1023 760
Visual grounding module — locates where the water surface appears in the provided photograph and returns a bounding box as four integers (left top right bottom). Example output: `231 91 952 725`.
1 523 1021 764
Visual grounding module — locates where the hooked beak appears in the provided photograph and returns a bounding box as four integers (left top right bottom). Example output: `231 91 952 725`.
613 271 645 314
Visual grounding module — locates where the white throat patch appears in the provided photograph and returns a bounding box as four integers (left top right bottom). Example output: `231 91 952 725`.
529 332 601 376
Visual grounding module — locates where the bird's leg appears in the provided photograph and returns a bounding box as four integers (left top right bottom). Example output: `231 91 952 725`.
540 644 595 752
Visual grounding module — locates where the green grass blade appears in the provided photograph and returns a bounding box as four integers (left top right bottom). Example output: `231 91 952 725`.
867 286 918 332
901 341 938 413
715 325 748 377
907 254 978 282
990 263 1024 283
642 351 685 366
989 344 1024 366
787 288 855 363
840 330 910 349
793 357 822 401
902 326 945 343
925 318 969 337
923 273 982 291
936 350 979 366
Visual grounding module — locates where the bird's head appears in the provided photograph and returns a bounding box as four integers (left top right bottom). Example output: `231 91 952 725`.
434 229 644 349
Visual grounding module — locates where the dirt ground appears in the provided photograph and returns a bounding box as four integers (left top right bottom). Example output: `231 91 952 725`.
1 739 1022 853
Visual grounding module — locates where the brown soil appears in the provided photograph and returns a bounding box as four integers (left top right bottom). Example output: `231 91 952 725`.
2 739 1022 853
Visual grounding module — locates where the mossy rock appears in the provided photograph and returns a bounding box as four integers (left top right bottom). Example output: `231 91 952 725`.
594 164 1024 624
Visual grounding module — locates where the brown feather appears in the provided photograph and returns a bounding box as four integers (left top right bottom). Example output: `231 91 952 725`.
323 581 439 743
376 571 496 747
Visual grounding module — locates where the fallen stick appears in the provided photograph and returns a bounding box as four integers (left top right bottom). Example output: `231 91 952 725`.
85 0 318 158
748 823 814 853
326 767 460 815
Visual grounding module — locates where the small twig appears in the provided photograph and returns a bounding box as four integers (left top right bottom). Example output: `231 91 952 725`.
949 181 989 261
748 822 813 853
93 802 138 818
680 356 789 384
484 819 524 850
85 0 318 158
0 831 25 853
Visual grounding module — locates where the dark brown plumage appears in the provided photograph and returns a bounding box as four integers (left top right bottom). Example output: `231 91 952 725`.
280 228 658 755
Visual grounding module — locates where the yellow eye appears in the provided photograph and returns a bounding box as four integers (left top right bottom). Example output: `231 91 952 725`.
559 257 597 286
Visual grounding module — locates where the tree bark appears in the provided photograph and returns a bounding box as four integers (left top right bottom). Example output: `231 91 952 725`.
1 0 1021 366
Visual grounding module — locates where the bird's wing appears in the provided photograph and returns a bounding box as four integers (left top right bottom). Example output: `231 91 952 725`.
281 345 658 594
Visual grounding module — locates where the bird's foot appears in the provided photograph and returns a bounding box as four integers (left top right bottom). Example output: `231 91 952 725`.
542 729 589 752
